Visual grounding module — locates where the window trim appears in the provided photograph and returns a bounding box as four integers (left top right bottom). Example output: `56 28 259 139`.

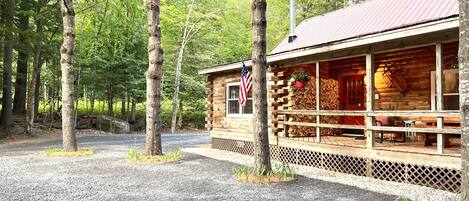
430 69 459 110
226 82 253 117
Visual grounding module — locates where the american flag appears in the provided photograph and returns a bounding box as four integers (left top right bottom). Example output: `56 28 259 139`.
238 61 252 107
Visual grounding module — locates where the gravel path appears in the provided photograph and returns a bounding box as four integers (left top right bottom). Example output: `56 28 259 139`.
1 133 402 200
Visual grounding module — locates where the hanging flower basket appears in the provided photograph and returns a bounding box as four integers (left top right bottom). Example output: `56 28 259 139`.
291 71 309 88
294 80 306 88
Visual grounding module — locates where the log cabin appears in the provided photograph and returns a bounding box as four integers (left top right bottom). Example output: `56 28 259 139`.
198 0 462 192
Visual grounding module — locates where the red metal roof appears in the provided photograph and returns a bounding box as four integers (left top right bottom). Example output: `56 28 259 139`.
271 0 459 54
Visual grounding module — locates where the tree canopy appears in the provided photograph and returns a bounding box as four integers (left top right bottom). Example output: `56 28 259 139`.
0 0 357 132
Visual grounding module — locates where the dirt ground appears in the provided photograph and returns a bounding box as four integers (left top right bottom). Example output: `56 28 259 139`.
0 133 397 201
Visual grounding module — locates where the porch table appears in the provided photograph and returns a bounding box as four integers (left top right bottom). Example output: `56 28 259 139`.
417 117 461 147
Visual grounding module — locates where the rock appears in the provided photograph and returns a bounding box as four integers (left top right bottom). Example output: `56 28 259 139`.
76 116 96 129
96 115 130 133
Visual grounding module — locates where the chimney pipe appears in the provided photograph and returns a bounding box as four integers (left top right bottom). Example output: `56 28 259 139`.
288 0 297 43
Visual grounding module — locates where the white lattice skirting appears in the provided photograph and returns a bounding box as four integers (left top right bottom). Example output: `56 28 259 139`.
212 138 461 192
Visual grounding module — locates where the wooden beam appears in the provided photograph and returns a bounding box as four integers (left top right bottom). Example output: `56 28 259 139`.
370 126 461 134
277 110 365 116
366 53 375 149
368 110 459 117
316 61 321 143
436 43 445 154
277 120 462 134
279 121 366 130
276 109 460 117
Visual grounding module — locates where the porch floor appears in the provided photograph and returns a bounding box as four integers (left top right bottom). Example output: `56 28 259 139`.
280 136 461 170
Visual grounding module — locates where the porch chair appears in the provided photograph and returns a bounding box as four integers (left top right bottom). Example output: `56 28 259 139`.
375 116 404 143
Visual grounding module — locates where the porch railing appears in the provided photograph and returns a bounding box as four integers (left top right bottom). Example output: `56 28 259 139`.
276 109 461 154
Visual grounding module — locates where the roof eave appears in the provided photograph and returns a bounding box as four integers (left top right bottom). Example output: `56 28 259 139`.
198 16 459 75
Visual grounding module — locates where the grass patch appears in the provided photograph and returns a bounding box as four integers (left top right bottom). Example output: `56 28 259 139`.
127 148 181 164
232 162 296 184
394 196 410 201
45 147 94 157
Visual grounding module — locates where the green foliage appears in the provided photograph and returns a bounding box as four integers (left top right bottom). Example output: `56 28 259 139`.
291 71 310 82
273 161 297 179
11 0 354 132
127 148 140 161
232 165 254 178
160 149 182 162
394 196 410 201
232 163 296 183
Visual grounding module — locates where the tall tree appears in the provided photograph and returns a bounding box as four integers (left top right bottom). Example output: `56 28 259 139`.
1 0 14 130
171 0 195 134
460 0 469 199
60 0 77 151
13 0 31 114
251 0 271 174
145 0 163 155
26 0 46 134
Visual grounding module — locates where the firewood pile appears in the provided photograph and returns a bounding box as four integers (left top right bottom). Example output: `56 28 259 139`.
289 77 339 137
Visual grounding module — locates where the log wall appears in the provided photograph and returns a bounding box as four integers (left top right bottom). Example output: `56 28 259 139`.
206 71 254 135
205 42 459 136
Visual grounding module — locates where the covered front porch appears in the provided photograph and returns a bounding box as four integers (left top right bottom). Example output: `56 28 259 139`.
268 41 462 156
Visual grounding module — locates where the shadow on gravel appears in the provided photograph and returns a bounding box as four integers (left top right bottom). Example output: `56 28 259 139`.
0 134 396 201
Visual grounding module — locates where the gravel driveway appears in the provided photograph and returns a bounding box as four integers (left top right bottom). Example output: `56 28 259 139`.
0 133 397 201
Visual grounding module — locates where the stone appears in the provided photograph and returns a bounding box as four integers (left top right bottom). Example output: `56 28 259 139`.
96 115 130 133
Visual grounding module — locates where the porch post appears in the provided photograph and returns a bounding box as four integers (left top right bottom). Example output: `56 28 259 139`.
436 43 445 154
316 61 321 143
366 53 375 149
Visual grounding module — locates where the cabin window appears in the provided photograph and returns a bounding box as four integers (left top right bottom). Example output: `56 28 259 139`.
226 83 253 116
431 69 459 110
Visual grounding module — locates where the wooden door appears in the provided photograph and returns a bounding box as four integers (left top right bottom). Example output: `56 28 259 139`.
339 75 365 134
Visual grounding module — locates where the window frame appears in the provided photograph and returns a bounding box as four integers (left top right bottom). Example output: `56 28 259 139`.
226 82 253 117
430 69 459 110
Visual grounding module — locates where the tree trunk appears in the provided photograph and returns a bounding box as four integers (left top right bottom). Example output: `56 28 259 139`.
74 66 81 128
460 0 469 199
177 97 183 129
90 89 95 114
171 46 184 134
1 0 14 130
25 56 43 134
121 96 126 119
130 97 136 123
60 0 77 152
33 57 43 116
170 0 194 134
26 1 46 134
13 0 31 114
126 92 130 120
251 0 271 174
107 84 113 116
145 0 163 156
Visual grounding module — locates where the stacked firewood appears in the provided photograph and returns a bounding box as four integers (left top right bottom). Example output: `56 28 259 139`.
288 77 339 137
